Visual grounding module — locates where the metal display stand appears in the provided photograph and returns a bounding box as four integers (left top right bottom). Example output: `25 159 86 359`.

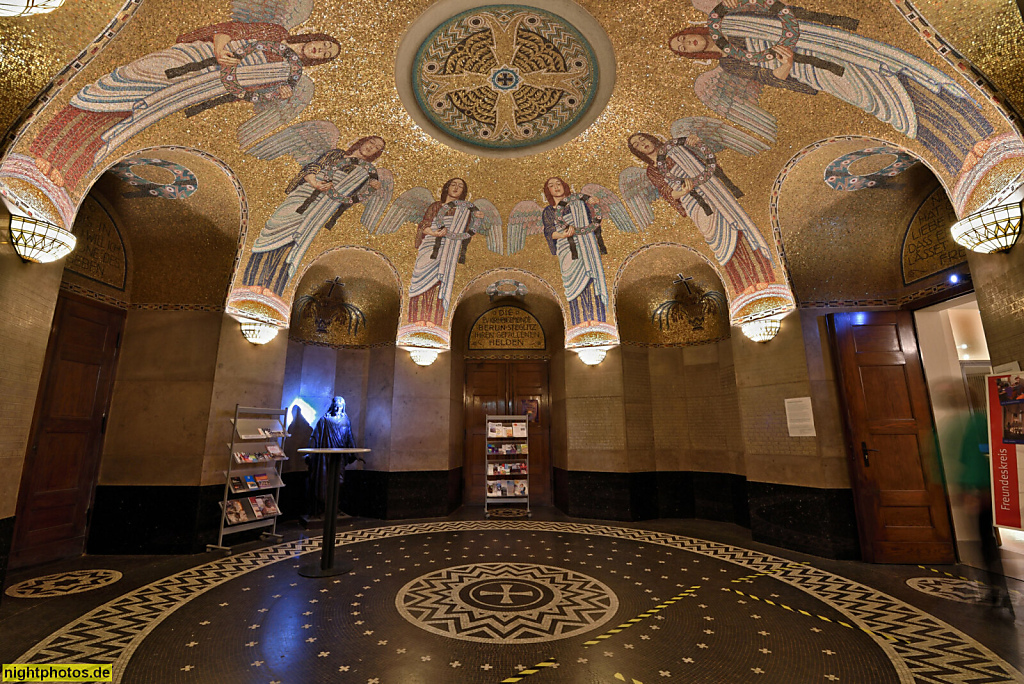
484 414 531 518
296 447 370 578
207 405 288 552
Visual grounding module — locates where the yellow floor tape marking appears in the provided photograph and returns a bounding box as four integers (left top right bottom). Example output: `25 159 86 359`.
500 657 557 683
583 585 702 647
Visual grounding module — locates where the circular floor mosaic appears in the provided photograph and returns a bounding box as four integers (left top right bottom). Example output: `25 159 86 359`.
395 562 618 643
5 569 122 598
906 575 1022 606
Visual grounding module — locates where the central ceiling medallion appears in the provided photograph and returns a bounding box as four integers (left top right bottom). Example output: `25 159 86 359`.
398 0 614 157
413 5 597 151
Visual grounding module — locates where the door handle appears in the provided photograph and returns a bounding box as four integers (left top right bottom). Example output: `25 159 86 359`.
861 441 879 466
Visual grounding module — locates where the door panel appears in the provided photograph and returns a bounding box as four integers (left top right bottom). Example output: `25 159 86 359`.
510 362 551 506
464 363 508 505
830 310 954 564
463 361 551 506
12 295 124 567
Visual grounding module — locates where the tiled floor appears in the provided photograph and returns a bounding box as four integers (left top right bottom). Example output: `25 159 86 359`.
2 509 1022 683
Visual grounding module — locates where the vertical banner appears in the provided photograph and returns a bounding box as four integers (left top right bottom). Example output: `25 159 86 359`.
987 374 1024 529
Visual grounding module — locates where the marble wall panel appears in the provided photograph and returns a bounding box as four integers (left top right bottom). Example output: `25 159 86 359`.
970 248 1024 368
388 351 452 472
0 227 63 518
199 315 288 486
364 345 397 471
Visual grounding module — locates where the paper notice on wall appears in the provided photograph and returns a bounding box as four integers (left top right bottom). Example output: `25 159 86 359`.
987 374 1024 530
785 397 816 437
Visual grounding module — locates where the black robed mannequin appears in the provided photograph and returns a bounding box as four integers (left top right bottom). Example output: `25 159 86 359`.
306 396 357 517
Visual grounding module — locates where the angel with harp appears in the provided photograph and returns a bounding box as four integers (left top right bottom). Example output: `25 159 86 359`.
672 0 995 176
241 121 392 296
509 178 637 328
370 178 502 327
621 118 777 295
30 0 339 191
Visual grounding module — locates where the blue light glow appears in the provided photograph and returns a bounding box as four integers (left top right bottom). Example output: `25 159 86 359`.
949 274 960 284
286 397 317 429
854 312 867 325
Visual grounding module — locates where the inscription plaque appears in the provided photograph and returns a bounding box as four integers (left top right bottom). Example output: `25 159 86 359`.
469 306 545 350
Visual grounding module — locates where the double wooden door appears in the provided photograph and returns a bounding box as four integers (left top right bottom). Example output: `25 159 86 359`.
12 294 124 567
464 361 550 506
830 311 955 564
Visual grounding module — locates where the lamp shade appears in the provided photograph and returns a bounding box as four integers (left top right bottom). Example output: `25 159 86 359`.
239 320 280 345
0 0 65 16
408 348 439 366
950 202 1021 254
741 317 781 343
8 215 76 263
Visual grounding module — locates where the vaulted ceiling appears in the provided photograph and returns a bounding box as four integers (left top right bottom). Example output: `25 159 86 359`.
1 0 1022 348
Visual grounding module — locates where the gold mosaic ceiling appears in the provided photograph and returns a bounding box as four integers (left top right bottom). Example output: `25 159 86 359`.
1 0 1023 346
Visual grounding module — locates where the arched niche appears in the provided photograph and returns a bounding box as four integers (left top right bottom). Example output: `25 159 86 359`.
614 243 731 347
75 147 245 308
773 138 967 307
450 269 566 358
288 247 402 348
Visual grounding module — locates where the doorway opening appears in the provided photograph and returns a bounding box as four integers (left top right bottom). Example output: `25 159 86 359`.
916 293 1024 580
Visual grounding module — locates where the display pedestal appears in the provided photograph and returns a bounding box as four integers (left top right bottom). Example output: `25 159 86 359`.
297 448 370 578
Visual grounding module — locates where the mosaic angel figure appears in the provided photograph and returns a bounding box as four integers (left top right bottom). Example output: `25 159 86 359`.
241 121 392 296
508 179 635 328
673 0 994 175
372 178 502 327
620 118 776 295
29 0 339 191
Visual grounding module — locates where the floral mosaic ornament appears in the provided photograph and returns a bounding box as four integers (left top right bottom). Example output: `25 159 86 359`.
108 158 198 199
823 146 918 191
412 5 597 150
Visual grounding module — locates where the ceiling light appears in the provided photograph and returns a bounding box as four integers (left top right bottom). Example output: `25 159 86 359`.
0 0 66 16
741 317 782 343
408 347 440 366
950 202 1021 253
8 215 76 263
574 346 609 366
239 319 280 345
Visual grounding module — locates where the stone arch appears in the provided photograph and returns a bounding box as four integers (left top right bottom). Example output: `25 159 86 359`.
770 136 967 308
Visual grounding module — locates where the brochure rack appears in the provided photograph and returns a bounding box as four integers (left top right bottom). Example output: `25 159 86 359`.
484 414 530 517
207 405 288 552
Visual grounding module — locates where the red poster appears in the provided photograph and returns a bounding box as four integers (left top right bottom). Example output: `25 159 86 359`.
987 374 1024 530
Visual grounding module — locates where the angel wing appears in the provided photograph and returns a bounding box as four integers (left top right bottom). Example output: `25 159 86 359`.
231 0 313 30
693 68 777 144
506 201 545 256
580 183 637 234
237 74 315 149
368 187 434 235
617 167 658 232
473 199 504 255
359 169 394 231
670 116 771 157
244 118 338 165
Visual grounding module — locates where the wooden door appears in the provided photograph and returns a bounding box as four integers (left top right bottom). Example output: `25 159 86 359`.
463 361 551 506
11 294 124 567
510 362 551 506
464 362 508 505
829 311 955 564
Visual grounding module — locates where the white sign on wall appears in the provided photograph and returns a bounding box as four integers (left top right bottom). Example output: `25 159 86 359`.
785 397 816 437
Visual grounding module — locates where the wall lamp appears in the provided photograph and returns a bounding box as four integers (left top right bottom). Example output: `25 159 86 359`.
400 346 441 366
8 215 76 263
950 201 1021 254
0 0 66 16
572 345 613 366
740 316 782 343
239 319 281 345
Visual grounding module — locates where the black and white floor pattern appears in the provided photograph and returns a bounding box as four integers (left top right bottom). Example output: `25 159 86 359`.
5 520 1023 683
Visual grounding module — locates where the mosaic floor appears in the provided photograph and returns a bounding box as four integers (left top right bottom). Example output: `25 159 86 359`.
1 514 1022 684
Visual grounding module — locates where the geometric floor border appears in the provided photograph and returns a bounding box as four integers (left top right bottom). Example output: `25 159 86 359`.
15 520 1024 683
